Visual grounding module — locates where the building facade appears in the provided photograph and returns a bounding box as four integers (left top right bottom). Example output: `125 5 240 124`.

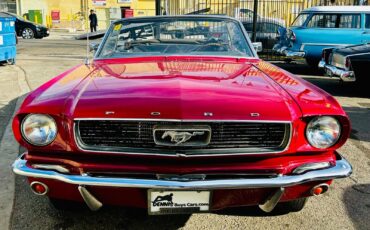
0 0 17 13
13 0 360 30
16 0 155 30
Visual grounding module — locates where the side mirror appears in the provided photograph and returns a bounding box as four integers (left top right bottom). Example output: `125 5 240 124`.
252 42 263 53
89 43 100 52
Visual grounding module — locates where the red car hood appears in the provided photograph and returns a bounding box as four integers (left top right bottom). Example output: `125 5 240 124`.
57 57 299 121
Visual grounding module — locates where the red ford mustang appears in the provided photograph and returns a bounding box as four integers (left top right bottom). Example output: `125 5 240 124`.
12 16 352 215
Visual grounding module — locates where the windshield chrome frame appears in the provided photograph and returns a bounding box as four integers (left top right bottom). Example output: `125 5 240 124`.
94 15 258 60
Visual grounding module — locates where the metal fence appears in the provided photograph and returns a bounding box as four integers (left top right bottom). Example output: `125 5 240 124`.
159 0 357 60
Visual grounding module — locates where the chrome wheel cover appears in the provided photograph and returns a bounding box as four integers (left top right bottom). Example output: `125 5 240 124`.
22 28 34 39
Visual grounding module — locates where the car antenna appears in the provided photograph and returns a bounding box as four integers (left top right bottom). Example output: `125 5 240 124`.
84 6 90 66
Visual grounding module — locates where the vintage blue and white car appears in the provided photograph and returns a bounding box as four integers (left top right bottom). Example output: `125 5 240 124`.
274 6 370 67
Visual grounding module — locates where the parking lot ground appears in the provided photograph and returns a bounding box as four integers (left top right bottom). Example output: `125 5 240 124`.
1 39 369 230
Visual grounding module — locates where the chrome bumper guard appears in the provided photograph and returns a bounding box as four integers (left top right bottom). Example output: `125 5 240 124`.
273 45 305 59
318 60 356 82
12 154 352 190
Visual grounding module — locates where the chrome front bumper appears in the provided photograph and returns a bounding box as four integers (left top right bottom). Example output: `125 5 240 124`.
12 154 352 190
318 60 356 82
273 45 305 59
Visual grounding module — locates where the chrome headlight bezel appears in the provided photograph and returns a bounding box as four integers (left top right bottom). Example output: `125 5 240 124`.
305 116 341 149
21 114 58 146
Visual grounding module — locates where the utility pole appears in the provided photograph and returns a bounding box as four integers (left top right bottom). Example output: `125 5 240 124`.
17 0 22 15
252 0 258 42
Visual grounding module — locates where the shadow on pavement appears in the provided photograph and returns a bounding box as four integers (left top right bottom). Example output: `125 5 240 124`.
213 205 291 217
11 176 191 230
343 183 370 230
343 106 370 144
275 62 323 76
0 97 17 143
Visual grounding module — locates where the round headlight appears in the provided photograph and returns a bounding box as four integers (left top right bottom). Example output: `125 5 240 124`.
21 114 57 146
306 116 341 149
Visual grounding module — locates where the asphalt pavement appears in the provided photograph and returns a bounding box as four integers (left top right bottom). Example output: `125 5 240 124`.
0 37 369 230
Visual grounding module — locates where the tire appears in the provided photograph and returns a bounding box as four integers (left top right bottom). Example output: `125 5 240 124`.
305 58 319 69
49 198 86 211
22 28 35 39
7 59 15 65
274 197 308 213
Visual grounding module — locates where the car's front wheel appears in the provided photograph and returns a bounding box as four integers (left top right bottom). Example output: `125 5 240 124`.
22 28 35 39
49 198 86 211
274 197 308 213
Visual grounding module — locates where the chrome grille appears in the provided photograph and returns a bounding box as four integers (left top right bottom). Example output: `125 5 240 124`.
75 120 291 155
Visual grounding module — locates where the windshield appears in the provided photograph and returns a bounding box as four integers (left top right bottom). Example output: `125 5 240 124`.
291 14 309 27
97 17 253 59
4 12 25 21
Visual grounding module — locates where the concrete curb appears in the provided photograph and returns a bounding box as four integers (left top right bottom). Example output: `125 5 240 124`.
0 95 26 230
0 65 30 230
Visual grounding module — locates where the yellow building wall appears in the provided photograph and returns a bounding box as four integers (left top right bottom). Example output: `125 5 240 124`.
86 0 155 29
88 0 155 16
19 0 354 30
18 0 48 24
19 0 155 29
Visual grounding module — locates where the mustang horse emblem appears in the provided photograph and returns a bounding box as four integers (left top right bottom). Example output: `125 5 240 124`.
161 131 205 145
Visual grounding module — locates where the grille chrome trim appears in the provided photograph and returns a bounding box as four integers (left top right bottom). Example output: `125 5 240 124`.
73 119 292 157
74 118 292 123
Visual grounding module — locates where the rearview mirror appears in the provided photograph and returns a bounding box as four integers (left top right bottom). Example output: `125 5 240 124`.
252 42 263 53
89 43 100 52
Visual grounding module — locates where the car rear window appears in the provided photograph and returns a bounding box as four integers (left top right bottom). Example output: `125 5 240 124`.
261 23 280 33
338 14 360 28
243 22 279 33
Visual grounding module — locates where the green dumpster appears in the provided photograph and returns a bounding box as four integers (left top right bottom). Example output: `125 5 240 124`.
28 10 43 24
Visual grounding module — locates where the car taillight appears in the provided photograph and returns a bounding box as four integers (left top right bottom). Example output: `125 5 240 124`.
322 50 326 60
287 29 296 42
345 57 351 69
291 32 296 41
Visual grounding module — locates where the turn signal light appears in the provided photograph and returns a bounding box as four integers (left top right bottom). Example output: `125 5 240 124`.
311 183 329 196
345 57 351 69
30 181 48 195
313 187 323 195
